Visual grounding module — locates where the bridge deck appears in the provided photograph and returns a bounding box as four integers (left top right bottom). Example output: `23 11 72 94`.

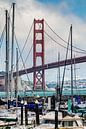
13 55 86 76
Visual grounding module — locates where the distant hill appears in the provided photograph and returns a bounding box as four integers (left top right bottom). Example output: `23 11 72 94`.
46 82 57 88
46 79 86 89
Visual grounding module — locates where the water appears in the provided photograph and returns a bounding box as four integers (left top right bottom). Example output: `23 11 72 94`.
0 90 56 98
0 89 86 98
62 89 86 95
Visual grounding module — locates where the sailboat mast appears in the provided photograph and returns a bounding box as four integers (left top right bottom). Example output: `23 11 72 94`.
70 25 73 107
58 52 60 95
74 54 79 95
7 13 10 99
5 10 9 100
10 3 15 98
15 48 18 98
74 54 76 89
57 52 60 100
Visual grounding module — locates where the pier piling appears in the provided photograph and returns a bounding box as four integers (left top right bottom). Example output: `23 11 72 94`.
35 100 40 125
25 101 28 125
21 100 23 125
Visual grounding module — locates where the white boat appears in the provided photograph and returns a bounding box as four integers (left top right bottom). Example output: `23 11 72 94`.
0 108 17 122
34 111 86 129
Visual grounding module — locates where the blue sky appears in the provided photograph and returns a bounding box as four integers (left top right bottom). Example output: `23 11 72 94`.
37 0 58 4
37 0 86 19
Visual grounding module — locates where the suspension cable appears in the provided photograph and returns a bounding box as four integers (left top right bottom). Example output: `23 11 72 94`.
44 31 86 54
21 22 43 70
19 22 33 59
15 34 30 83
45 20 86 54
9 16 33 70
21 45 33 69
15 22 33 69
21 23 42 69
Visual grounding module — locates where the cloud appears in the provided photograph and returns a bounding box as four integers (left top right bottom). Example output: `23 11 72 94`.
0 0 86 81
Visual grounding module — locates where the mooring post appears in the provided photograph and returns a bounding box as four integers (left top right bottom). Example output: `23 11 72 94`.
51 95 55 110
21 100 23 125
55 109 58 129
24 101 28 125
35 100 39 125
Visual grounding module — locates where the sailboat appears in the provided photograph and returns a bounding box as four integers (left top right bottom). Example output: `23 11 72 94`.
34 110 86 129
0 4 18 128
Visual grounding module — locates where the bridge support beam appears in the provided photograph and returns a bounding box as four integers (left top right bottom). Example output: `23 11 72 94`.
33 19 45 90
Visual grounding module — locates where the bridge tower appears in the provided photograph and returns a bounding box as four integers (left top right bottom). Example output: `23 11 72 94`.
33 19 45 90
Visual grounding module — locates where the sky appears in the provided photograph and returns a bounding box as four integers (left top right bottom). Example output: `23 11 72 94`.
0 0 86 83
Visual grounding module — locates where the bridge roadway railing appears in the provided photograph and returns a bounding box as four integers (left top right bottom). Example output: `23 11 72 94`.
13 55 86 76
